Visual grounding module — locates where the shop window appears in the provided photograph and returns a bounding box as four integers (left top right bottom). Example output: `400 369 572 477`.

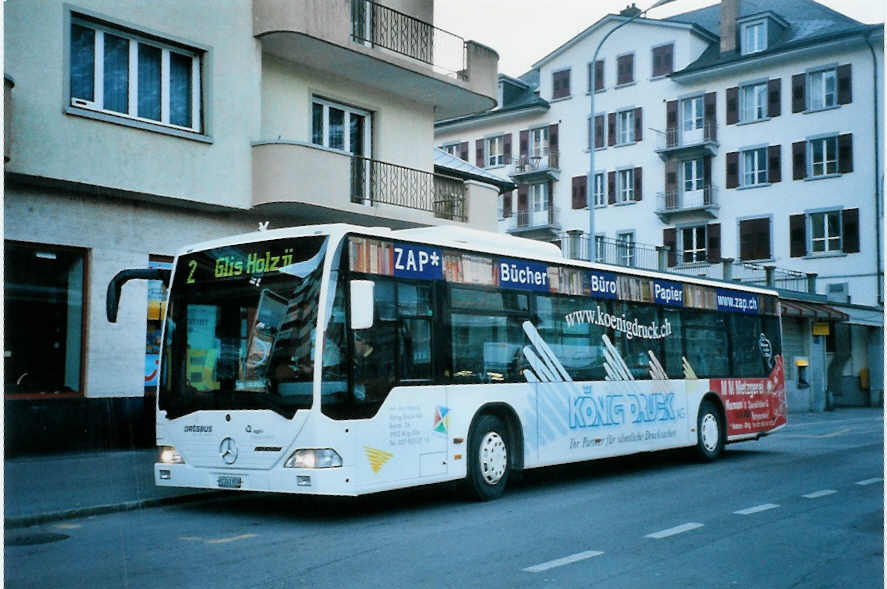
4 242 86 396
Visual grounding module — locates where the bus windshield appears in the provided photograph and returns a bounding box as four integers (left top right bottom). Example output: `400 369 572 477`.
159 235 328 419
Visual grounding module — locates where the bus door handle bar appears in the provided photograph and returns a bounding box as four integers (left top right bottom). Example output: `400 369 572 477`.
106 268 172 323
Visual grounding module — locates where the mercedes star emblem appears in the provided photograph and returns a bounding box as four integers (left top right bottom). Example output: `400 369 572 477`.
219 437 238 465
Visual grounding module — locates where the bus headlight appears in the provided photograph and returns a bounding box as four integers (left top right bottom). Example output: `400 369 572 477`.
159 446 184 464
284 449 342 469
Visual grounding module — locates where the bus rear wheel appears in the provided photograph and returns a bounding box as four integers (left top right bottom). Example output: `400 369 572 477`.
696 399 724 461
467 414 510 501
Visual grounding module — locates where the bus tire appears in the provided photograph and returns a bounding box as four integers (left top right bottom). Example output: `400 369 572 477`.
696 399 724 461
467 414 510 501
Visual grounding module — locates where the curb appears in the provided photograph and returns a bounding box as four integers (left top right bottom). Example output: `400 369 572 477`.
5 491 228 530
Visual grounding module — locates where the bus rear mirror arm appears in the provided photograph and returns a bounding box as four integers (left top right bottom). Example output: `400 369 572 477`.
350 280 375 330
106 268 172 323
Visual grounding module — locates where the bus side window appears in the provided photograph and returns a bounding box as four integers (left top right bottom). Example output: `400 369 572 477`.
397 281 433 381
661 307 684 379
728 314 764 377
682 308 729 378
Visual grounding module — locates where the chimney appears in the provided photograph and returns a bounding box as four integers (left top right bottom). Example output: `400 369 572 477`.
620 3 642 18
720 0 739 54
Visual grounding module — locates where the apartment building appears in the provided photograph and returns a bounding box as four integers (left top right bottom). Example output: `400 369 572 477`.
435 0 883 409
3 0 501 453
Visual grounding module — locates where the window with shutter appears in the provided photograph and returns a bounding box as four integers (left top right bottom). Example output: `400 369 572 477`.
633 167 642 201
607 113 616 146
502 191 512 218
607 171 616 204
791 73 806 112
768 78 781 117
789 214 806 257
652 44 673 77
837 64 852 105
726 151 739 189
792 141 806 179
616 54 634 85
594 114 605 149
838 133 853 173
726 87 738 125
571 175 587 210
842 208 859 253
595 60 604 91
663 228 677 267
768 145 781 183
552 69 570 100
706 223 721 263
739 217 771 260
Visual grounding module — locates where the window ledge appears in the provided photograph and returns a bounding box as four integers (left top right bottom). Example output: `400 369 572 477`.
803 104 841 115
739 258 775 264
586 89 607 95
803 252 848 260
803 173 842 182
550 95 572 103
614 140 639 148
594 204 608 209
485 164 506 170
736 117 771 126
65 105 212 144
613 200 638 207
737 183 772 190
649 74 671 81
614 81 637 89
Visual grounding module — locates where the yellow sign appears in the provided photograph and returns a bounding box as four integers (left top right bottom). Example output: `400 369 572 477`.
813 322 830 336
364 447 393 474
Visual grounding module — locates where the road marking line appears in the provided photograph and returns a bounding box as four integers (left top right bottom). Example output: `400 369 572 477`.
206 533 257 544
54 523 82 530
802 489 837 499
644 522 704 539
523 550 604 573
734 503 779 515
855 478 882 486
179 536 203 542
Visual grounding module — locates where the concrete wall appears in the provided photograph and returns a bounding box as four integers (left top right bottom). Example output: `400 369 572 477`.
4 0 260 209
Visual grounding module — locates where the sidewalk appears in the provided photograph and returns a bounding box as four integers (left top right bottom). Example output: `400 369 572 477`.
4 449 219 528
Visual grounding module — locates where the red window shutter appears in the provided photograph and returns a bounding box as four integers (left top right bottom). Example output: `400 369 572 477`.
768 145 781 183
633 107 642 142
617 54 633 85
594 114 604 149
726 86 738 125
792 141 806 179
571 175 587 209
549 124 559 154
838 133 853 173
503 133 512 164
517 185 528 212
552 70 570 99
663 44 673 75
652 44 673 77
633 167 642 201
666 100 678 147
663 228 677 267
740 218 771 260
789 214 806 257
607 171 616 204
595 59 604 91
837 64 852 105
791 73 806 113
475 140 484 167
502 190 512 218
726 151 739 189
704 92 716 140
768 78 781 117
842 208 859 253
459 141 468 161
706 223 721 263
519 130 528 160
665 159 677 195
607 113 616 146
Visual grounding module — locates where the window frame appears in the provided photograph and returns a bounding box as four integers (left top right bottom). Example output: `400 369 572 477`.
739 81 768 122
807 209 843 254
683 158 704 192
616 52 635 86
617 168 634 203
485 134 505 168
616 108 635 145
593 172 606 207
530 182 549 212
681 96 704 132
551 68 571 100
651 42 674 78
67 13 205 137
311 96 373 157
740 146 769 186
807 135 838 177
679 224 707 264
741 20 767 55
529 126 549 157
738 216 773 261
807 67 838 111
615 231 635 267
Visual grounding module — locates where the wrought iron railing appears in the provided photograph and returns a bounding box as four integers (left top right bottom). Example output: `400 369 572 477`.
661 122 717 149
506 205 560 231
350 156 466 221
351 0 465 77
656 185 718 212
671 260 810 292
559 232 661 270
511 149 559 175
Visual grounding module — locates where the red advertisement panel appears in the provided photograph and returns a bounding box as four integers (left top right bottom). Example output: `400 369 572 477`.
711 356 787 435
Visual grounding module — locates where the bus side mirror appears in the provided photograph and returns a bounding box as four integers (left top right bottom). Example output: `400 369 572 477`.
350 280 374 330
106 268 171 323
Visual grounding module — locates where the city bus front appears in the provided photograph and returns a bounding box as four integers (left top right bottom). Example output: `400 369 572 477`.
153 231 353 495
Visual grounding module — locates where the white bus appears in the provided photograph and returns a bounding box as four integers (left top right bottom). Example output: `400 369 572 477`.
108 223 786 500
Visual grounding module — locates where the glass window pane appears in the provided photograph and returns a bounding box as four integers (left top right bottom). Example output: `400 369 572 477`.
349 113 364 156
682 309 729 377
811 213 824 238
399 318 431 380
103 33 130 114
312 103 324 145
137 44 161 120
71 24 95 101
329 107 344 150
169 52 193 127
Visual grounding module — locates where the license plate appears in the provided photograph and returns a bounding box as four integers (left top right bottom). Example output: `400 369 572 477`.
217 475 242 489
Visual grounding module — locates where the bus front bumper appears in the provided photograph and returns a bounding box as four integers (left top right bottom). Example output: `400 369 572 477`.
154 463 358 496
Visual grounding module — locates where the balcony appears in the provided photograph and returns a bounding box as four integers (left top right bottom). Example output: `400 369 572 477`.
655 185 719 222
509 149 560 182
252 142 490 228
253 0 497 120
655 123 718 160
503 205 561 239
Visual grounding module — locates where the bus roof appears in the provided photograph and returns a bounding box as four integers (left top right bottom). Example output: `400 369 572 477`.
177 223 780 298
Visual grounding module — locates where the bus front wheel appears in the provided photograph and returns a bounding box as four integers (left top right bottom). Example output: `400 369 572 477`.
696 399 725 461
467 414 510 501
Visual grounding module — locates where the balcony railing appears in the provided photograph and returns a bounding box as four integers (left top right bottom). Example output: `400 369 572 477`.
510 149 559 176
658 122 718 151
656 185 718 214
351 156 466 221
671 260 811 293
504 205 560 232
351 0 465 78
559 233 661 270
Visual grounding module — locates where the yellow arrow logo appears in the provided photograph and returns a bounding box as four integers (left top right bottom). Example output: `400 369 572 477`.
363 446 393 474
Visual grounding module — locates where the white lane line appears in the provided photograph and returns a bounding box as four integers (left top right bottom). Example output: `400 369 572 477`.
802 489 837 499
206 533 257 545
644 522 704 539
523 550 604 573
734 503 780 515
855 478 883 486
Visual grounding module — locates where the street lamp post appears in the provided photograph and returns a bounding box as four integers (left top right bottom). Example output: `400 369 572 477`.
585 0 676 261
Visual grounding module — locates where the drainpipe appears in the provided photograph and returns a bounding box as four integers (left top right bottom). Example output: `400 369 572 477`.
865 32 882 304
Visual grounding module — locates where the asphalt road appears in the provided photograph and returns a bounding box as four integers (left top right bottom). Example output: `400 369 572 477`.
6 410 883 588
